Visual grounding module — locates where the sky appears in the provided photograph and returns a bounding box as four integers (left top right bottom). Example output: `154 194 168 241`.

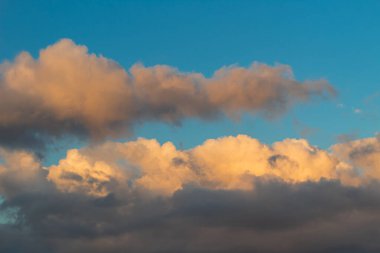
1 1 380 252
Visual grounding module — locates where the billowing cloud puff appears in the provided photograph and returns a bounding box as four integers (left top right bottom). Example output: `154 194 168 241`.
47 149 127 196
190 136 340 189
0 39 335 149
48 139 196 196
2 135 380 252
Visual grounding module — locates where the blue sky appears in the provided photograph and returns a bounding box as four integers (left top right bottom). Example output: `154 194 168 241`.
1 0 380 159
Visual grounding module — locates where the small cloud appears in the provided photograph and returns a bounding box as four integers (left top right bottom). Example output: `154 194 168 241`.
336 132 358 143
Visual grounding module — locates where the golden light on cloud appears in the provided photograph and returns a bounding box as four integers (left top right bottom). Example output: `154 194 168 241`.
42 135 379 197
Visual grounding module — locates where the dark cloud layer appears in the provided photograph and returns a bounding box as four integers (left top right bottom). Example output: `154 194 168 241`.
0 39 335 149
1 165 380 253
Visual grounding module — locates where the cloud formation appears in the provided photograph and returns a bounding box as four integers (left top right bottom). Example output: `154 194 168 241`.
47 135 354 197
0 39 335 149
3 38 376 253
2 135 380 252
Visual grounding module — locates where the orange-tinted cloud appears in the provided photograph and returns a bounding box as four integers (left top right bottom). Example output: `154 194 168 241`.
0 39 335 148
46 135 362 197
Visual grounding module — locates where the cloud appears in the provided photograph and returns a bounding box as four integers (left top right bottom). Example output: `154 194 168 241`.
47 139 196 196
2 135 380 252
332 135 380 182
48 134 376 198
0 147 48 198
47 135 345 196
0 39 335 149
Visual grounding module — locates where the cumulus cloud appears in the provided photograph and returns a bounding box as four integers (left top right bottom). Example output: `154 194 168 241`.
46 135 355 197
1 135 380 252
0 39 335 149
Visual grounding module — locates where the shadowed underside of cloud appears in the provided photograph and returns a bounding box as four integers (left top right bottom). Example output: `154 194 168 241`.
0 39 335 149
1 135 380 252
